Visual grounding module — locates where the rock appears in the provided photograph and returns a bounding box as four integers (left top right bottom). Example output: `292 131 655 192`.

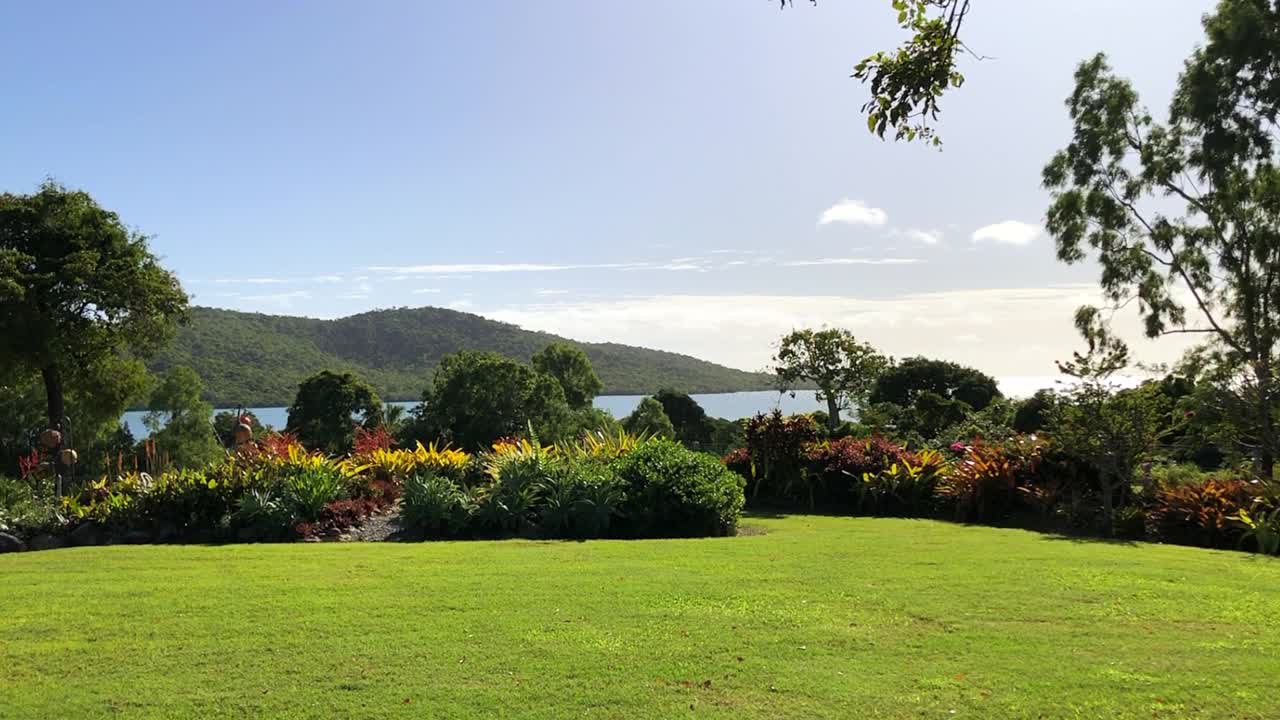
121 530 152 545
67 522 104 547
0 532 26 553
28 534 66 551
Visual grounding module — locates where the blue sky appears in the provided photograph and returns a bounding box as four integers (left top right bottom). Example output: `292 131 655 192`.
1 1 1216 386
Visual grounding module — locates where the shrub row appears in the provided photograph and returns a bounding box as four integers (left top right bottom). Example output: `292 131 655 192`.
731 411 1279 555
1 432 746 549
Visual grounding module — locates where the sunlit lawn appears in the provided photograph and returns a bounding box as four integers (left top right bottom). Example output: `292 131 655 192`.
2 514 1278 719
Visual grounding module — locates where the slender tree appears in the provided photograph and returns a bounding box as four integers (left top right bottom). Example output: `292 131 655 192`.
1043 1 1280 475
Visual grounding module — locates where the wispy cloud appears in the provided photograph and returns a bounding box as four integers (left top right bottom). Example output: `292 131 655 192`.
215 277 289 285
484 285 1196 384
447 299 474 310
900 228 943 245
819 198 888 227
312 275 344 283
972 220 1042 246
412 288 442 295
535 289 569 296
781 257 921 267
370 263 592 275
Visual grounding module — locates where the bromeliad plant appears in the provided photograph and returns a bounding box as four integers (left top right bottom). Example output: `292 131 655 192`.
1234 500 1280 555
857 450 944 516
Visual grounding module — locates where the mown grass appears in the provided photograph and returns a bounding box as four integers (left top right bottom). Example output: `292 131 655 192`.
2 515 1279 719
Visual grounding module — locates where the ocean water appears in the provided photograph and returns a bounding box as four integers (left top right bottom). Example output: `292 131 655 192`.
120 390 824 439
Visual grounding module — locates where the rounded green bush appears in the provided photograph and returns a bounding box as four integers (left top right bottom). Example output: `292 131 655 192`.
609 439 745 537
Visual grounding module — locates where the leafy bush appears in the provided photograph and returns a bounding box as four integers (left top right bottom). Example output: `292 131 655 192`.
401 473 472 537
1146 477 1260 549
806 435 918 510
741 411 820 506
610 439 745 537
1234 499 1280 555
856 450 945 516
536 461 623 538
232 489 294 541
937 437 1044 523
284 467 348 521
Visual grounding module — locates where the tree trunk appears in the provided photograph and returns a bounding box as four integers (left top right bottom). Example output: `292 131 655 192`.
824 394 841 433
1254 363 1276 480
42 364 65 433
1100 479 1115 537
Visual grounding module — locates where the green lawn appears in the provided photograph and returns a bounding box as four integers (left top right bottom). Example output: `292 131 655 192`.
2 515 1278 719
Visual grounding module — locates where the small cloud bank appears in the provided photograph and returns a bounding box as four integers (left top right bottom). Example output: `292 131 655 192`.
972 220 1042 246
819 199 889 227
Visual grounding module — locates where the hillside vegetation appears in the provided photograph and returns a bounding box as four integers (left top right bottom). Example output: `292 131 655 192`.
148 306 776 406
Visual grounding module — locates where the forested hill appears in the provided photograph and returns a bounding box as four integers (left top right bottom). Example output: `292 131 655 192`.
148 306 777 407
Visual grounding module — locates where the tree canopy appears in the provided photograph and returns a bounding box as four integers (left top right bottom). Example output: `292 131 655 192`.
285 370 383 455
1043 0 1280 475
773 329 890 431
621 397 676 439
870 356 1000 411
412 350 568 450
0 181 188 439
532 343 604 410
145 366 220 469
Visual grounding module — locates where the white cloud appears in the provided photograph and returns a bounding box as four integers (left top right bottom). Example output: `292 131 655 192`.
312 275 344 283
483 285 1198 387
901 228 943 245
447 299 474 310
240 290 312 309
371 263 578 274
819 198 888 227
535 289 569 296
215 277 288 285
782 257 921 267
972 220 1042 246
412 288 442 295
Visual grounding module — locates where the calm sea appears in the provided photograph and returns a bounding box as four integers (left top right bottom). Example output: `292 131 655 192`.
121 390 824 439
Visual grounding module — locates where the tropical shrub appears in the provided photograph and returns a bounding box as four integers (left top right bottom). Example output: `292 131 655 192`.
1234 499 1280 555
806 435 918 510
1146 477 1260 549
401 473 472 538
284 467 348 521
611 439 745 537
740 411 820 506
937 437 1044 523
535 460 624 538
856 450 945 516
232 489 294 541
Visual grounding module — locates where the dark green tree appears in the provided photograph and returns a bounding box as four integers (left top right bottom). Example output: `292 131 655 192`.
532 343 603 410
870 356 1000 411
773 329 891 432
412 351 567 450
1043 1 1280 476
1012 390 1056 434
285 370 383 455
621 397 675 439
0 181 188 437
144 366 220 468
653 388 714 448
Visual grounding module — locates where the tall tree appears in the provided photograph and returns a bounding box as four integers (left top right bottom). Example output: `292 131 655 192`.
144 366 220 468
285 370 383 455
870 356 1000 410
653 389 714 448
621 397 676 439
0 181 188 437
1042 1 1280 475
412 351 567 450
772 329 890 432
532 343 603 410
